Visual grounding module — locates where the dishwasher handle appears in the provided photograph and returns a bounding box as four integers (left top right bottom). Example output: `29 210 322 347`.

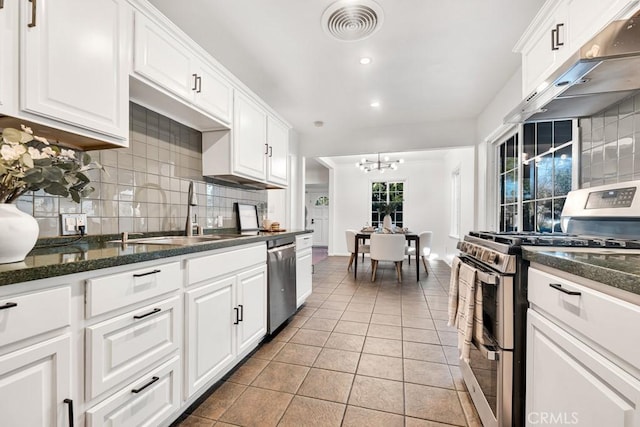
267 243 296 253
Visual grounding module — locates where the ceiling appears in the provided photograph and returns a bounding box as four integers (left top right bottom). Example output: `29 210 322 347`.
147 0 544 157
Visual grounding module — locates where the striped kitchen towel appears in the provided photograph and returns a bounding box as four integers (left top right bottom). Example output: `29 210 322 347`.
456 262 478 362
447 256 462 327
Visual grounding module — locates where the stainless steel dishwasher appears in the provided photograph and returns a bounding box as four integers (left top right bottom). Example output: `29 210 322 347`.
267 236 297 334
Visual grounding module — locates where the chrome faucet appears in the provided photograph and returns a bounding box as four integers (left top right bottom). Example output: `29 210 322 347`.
185 181 198 236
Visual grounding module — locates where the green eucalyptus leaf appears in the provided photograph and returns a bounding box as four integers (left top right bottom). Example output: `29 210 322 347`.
82 152 91 165
70 188 80 203
22 170 45 184
75 172 90 183
2 128 33 144
79 186 95 198
41 166 64 182
44 182 69 197
21 153 34 169
33 158 53 167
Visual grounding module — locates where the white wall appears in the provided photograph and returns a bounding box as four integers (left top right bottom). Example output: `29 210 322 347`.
329 149 475 259
474 68 523 231
443 147 476 262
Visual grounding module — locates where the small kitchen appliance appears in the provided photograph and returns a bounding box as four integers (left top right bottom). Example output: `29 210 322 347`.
456 180 640 427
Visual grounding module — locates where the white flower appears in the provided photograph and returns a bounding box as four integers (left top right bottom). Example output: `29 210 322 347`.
59 149 76 159
42 147 56 157
27 147 51 160
20 124 33 135
33 135 49 145
0 144 26 162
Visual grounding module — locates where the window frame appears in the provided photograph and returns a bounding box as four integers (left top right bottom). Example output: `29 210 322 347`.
369 179 405 228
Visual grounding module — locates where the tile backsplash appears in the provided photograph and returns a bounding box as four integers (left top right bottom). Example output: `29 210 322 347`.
16 103 267 237
580 92 640 187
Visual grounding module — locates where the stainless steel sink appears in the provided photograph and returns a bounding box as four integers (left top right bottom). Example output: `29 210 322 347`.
117 234 243 246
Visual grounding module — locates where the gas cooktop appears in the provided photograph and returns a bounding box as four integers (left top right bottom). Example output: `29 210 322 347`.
468 231 640 249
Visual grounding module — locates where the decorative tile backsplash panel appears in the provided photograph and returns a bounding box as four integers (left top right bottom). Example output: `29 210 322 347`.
17 103 267 237
580 92 640 188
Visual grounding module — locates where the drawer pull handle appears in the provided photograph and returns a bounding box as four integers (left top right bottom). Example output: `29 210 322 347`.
133 308 161 320
233 307 239 325
238 304 244 322
549 283 581 296
133 269 161 278
64 398 74 427
131 376 159 393
0 302 17 310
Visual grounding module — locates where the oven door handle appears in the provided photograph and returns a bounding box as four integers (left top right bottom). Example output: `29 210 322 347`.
472 339 500 361
458 255 500 285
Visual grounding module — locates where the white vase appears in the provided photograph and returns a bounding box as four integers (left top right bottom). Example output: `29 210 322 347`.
383 214 393 230
0 204 39 263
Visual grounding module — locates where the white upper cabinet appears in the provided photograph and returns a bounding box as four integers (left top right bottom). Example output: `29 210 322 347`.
517 0 638 97
233 91 269 181
203 90 290 188
0 0 129 148
267 115 289 187
132 10 232 127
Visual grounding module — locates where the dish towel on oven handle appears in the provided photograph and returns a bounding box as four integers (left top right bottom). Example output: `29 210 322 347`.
455 262 479 362
447 256 462 326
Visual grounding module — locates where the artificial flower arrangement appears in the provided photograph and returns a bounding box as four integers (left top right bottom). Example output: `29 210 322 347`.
0 125 101 203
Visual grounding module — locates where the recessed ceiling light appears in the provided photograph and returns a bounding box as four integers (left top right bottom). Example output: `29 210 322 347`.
370 101 380 107
360 57 372 65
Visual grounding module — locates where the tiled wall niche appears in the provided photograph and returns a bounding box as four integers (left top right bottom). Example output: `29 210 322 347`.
580 92 640 187
16 103 268 237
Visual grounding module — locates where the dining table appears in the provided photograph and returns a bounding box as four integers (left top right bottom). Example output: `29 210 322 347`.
354 231 420 281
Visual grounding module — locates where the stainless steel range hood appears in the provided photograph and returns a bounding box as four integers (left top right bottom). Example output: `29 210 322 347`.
505 10 640 124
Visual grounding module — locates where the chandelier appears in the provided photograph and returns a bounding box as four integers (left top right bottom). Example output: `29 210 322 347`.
355 152 403 173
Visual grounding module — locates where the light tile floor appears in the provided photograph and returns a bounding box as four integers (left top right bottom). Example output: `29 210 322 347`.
176 256 482 427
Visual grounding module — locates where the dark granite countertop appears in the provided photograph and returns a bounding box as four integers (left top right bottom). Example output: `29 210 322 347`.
522 247 640 297
0 230 312 287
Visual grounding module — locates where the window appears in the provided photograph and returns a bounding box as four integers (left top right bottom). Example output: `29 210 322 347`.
451 168 461 237
497 120 574 232
371 181 404 227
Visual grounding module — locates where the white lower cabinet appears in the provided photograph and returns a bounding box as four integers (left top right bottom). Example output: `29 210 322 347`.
185 275 236 397
85 356 181 427
527 267 640 426
236 265 268 355
185 244 267 398
0 334 72 427
296 234 313 308
85 296 181 399
527 310 640 426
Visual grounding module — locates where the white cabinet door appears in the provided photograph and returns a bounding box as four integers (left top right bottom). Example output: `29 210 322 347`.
296 248 313 308
0 335 72 427
0 0 16 111
133 11 196 103
521 5 569 97
194 60 233 125
266 115 289 186
21 0 127 140
527 310 640 426
236 264 267 356
233 91 268 181
185 276 236 397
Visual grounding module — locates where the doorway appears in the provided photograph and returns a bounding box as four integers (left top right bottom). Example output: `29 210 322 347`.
306 190 329 246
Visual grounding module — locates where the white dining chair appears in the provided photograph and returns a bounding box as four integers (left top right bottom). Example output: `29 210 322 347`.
345 229 370 271
405 231 433 275
370 233 406 282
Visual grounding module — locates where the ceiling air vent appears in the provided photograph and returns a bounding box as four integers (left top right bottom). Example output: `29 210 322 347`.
322 0 384 42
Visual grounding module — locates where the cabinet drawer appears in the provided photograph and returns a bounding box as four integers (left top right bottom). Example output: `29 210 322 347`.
529 267 640 371
296 234 313 251
0 286 70 347
85 296 181 400
186 244 266 286
86 262 181 318
86 356 181 427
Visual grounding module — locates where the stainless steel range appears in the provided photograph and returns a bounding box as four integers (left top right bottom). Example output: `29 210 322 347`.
456 180 640 427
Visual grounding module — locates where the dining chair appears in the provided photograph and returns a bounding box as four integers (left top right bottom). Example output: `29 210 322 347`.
406 231 433 275
345 229 370 271
370 233 406 282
